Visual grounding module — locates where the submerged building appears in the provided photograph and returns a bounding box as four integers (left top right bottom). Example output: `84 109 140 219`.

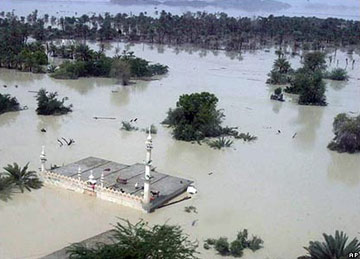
39 131 193 212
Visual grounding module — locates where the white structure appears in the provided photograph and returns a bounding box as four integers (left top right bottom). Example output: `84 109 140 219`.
39 130 193 213
77 167 82 181
40 146 47 173
100 171 104 188
88 170 96 185
143 128 153 205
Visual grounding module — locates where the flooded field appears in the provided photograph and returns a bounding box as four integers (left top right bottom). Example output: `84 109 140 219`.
0 42 359 259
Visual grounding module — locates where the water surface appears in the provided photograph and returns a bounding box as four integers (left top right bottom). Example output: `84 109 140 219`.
0 43 359 259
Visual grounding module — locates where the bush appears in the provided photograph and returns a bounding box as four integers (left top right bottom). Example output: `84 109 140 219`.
207 137 233 150
144 124 157 134
274 87 282 95
215 237 230 256
0 94 20 114
298 72 326 106
233 132 257 142
148 63 169 75
36 89 72 115
328 113 360 153
230 240 245 257
324 68 349 81
120 121 138 131
205 229 263 258
163 92 224 141
248 236 264 251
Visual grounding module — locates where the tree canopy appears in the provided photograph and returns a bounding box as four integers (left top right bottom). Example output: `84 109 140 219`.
36 89 72 115
66 219 198 259
284 52 327 106
0 93 20 114
1 11 359 52
0 162 43 201
163 92 224 141
299 231 360 259
328 113 360 153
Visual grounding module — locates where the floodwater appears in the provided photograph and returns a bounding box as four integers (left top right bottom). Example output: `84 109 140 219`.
0 42 360 259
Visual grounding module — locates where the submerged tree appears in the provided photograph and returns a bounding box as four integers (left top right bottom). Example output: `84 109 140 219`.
285 52 327 106
267 52 293 84
0 177 13 201
1 163 43 193
299 231 360 259
67 219 198 259
328 113 360 153
205 229 263 257
36 89 72 115
324 68 349 81
163 92 224 141
110 59 131 85
0 93 20 114
298 72 327 106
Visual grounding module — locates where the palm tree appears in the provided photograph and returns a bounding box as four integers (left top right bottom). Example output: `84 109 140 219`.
0 177 14 201
300 231 360 259
1 163 43 193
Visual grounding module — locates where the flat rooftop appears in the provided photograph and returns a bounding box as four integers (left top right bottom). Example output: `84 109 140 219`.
51 157 193 210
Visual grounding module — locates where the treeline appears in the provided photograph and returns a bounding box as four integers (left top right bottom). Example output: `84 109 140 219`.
0 14 168 82
51 45 168 82
1 10 359 52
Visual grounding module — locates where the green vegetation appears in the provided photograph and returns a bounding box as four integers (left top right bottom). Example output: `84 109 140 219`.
205 229 263 257
110 59 131 85
0 93 20 114
207 137 234 150
1 11 359 54
163 92 225 141
66 219 198 259
328 113 360 153
51 48 168 82
143 124 158 134
163 92 257 148
297 72 326 106
266 52 293 84
285 52 327 106
324 68 349 81
120 121 139 131
299 231 360 259
36 89 72 115
0 163 43 201
233 132 258 142
184 205 197 213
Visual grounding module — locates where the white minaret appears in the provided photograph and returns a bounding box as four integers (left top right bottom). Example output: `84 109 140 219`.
100 171 104 188
40 146 47 173
77 167 82 181
143 128 153 205
88 170 96 185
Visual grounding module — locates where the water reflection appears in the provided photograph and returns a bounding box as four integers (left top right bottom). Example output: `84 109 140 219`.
327 79 347 91
327 151 360 186
110 86 130 107
0 69 42 85
0 111 19 127
292 105 324 150
36 114 66 134
271 100 283 114
57 77 115 95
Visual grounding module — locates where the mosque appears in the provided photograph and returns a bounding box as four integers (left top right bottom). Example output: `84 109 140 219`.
39 131 194 212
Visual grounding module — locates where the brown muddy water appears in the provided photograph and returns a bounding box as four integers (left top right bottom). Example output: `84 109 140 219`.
0 43 359 259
